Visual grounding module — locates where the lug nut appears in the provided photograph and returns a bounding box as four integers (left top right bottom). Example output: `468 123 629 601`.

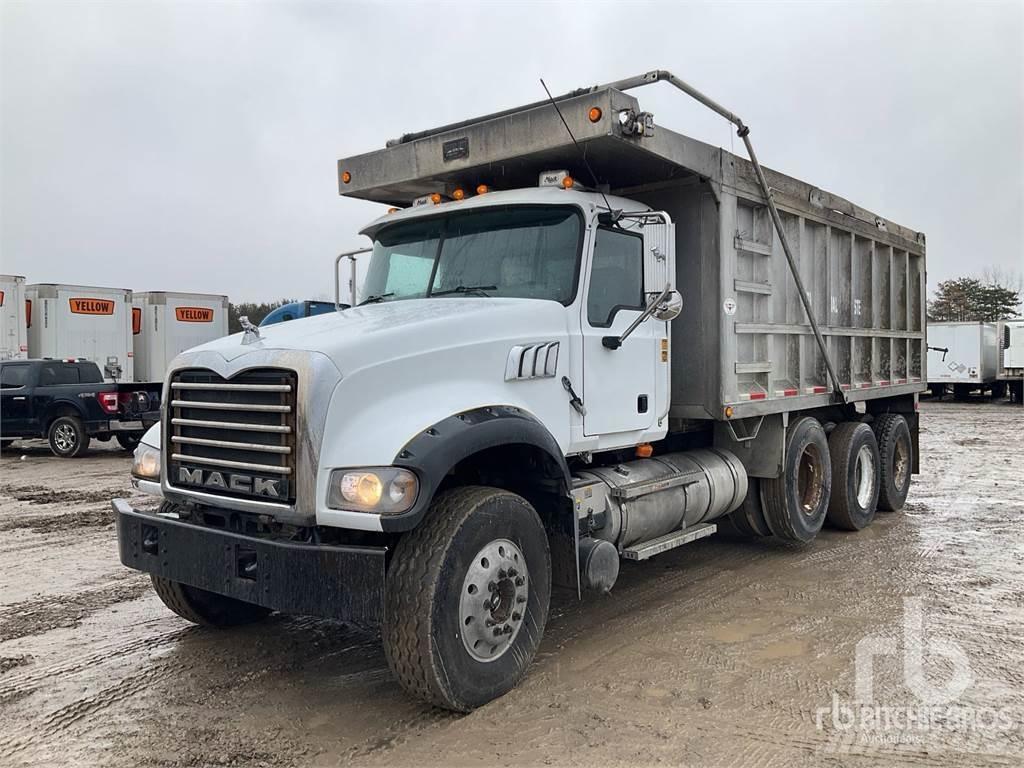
498 569 508 579
503 625 513 635
512 612 522 621
488 581 497 592
508 568 517 577
516 596 526 604
515 577 525 587
493 627 504 637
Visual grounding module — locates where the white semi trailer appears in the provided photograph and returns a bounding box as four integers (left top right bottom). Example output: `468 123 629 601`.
132 292 229 383
997 319 1024 402
114 70 926 711
926 321 999 398
26 283 133 382
0 275 28 360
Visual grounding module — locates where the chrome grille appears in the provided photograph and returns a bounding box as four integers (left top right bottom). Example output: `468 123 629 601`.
167 369 297 505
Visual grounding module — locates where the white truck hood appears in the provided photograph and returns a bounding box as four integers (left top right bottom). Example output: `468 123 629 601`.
186 297 569 376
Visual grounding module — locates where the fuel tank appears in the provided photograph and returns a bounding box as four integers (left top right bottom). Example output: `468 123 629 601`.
574 448 747 549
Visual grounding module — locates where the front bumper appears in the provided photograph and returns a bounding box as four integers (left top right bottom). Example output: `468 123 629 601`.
114 499 387 624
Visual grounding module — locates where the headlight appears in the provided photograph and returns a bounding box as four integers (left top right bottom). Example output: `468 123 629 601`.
132 443 161 480
328 467 418 514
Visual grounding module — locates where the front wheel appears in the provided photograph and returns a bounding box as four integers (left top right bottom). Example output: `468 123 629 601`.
116 433 140 451
48 415 91 458
383 486 551 712
150 576 271 627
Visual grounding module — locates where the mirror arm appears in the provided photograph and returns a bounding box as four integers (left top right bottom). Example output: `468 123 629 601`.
602 284 674 350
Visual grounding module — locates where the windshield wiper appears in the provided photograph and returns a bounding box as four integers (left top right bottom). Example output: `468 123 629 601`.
358 292 395 305
430 284 496 297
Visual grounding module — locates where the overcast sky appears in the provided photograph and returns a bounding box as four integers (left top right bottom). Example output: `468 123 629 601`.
2 1 1021 302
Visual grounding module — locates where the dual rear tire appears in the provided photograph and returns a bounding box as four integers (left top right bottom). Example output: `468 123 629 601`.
731 413 911 542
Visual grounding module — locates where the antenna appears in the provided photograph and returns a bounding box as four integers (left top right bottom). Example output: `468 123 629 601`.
539 78 620 222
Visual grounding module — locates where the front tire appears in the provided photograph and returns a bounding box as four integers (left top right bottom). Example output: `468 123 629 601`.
826 422 880 530
150 576 271 627
48 415 90 458
873 413 912 511
383 486 551 712
116 433 140 451
761 416 831 542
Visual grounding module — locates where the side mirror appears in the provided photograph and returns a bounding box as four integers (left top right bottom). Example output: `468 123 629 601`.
602 284 679 350
653 290 683 321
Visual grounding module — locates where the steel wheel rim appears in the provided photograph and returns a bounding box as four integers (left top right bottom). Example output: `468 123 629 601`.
854 444 876 508
459 538 528 663
893 436 910 490
797 443 825 516
54 423 76 452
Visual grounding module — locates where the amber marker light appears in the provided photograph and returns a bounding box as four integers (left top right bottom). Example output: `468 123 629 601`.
452 188 465 200
430 192 442 205
341 170 351 184
588 106 603 123
636 443 654 458
476 184 489 195
724 406 734 419
561 175 574 189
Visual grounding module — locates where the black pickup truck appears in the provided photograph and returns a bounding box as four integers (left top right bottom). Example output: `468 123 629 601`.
0 359 161 457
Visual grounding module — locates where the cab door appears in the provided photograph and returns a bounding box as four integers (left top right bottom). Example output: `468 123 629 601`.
0 363 34 436
581 216 673 438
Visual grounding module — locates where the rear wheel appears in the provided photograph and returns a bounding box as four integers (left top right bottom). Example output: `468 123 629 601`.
48 415 90 458
383 486 551 712
728 478 772 537
151 576 271 627
826 422 880 531
873 413 912 512
762 416 831 542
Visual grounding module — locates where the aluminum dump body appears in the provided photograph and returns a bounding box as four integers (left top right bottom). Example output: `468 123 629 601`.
337 82 926 420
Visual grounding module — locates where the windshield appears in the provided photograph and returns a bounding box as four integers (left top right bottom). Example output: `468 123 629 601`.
362 205 582 304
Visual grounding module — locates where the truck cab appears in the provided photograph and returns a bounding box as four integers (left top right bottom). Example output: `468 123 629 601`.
115 71 924 712
259 300 342 326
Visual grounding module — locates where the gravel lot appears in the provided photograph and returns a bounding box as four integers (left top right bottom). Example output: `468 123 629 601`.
1 399 1022 767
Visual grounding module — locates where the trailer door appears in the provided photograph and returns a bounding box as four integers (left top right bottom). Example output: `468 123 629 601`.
581 225 659 436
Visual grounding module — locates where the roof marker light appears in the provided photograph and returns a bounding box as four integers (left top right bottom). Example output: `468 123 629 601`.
452 188 465 200
476 184 489 195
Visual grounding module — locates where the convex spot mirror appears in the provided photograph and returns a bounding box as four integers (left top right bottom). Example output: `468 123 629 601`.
653 290 683 321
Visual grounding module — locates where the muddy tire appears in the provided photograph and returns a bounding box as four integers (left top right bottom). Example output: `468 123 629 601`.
873 413 912 512
48 415 90 458
151 576 271 627
826 422 880 531
382 486 551 712
116 433 140 451
728 478 772 537
761 416 830 542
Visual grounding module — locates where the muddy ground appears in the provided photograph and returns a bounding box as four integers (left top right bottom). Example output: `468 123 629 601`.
1 400 1022 767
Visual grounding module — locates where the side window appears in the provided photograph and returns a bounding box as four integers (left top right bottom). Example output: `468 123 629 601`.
77 364 103 384
39 364 80 386
587 227 644 327
0 365 29 389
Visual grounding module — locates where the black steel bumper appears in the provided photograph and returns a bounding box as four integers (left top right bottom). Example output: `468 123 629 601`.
114 499 387 624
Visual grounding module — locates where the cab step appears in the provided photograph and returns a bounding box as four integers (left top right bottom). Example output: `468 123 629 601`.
621 523 717 561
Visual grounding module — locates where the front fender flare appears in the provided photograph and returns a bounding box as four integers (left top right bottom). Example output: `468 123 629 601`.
381 405 571 534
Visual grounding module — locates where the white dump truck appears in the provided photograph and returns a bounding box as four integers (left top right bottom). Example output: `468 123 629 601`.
132 292 229 383
926 321 999 398
114 71 926 711
26 283 134 382
0 275 28 360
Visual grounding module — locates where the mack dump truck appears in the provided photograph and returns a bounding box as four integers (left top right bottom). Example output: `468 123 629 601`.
114 71 926 711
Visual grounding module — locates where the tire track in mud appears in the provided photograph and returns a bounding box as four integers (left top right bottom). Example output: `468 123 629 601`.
0 577 152 642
